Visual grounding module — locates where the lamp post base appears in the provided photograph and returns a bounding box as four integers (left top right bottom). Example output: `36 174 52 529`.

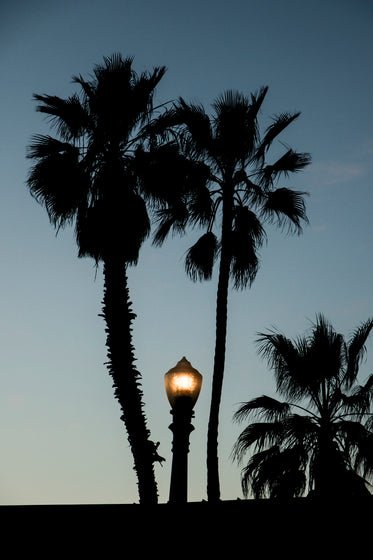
168 399 194 504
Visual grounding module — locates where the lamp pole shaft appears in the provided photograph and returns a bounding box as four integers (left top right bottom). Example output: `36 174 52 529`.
168 406 194 503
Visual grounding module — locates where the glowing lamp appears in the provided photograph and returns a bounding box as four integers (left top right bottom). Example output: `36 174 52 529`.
164 356 203 409
164 357 203 503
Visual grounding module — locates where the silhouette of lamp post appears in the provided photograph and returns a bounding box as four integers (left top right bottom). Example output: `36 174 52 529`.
164 357 203 504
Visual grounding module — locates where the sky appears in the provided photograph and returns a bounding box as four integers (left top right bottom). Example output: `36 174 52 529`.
0 0 372 505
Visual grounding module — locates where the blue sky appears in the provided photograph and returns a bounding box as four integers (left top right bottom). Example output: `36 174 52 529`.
0 0 372 504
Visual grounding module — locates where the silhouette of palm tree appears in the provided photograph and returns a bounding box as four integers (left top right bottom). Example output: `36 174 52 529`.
233 315 373 499
151 88 310 501
26 54 187 503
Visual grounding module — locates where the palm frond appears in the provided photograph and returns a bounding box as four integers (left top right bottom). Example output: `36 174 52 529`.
212 89 248 113
307 314 346 383
130 65 167 127
94 52 134 76
152 203 189 247
135 142 209 207
240 86 269 152
187 181 214 227
248 86 269 122
353 429 373 479
229 233 259 290
282 413 318 449
27 135 88 227
142 106 182 142
238 86 268 161
259 149 311 187
340 374 373 416
33 93 88 141
232 422 285 463
254 112 301 163
345 318 373 388
233 396 291 423
228 205 265 289
233 205 267 247
72 73 95 99
336 419 370 448
212 89 268 164
27 134 74 159
361 374 373 407
256 331 297 376
173 98 213 156
240 445 306 499
213 91 251 147
261 187 309 234
256 330 310 401
184 231 219 282
235 171 267 207
240 446 279 498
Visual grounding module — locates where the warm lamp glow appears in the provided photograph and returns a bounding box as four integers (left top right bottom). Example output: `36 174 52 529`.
164 357 202 409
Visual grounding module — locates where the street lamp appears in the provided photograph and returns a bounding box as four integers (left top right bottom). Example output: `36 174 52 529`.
164 356 202 504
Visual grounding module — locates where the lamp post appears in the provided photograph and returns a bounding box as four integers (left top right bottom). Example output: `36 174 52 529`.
164 356 202 504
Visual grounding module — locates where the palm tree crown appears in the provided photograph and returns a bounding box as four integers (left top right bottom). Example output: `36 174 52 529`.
232 315 373 499
151 87 311 501
152 88 310 282
27 53 169 262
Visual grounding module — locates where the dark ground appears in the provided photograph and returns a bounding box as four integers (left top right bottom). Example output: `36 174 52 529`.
1 497 370 556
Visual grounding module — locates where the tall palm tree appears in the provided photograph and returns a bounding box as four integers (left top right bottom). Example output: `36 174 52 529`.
232 315 373 499
150 88 311 500
26 54 193 503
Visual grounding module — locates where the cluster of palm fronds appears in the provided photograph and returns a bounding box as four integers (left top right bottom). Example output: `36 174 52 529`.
232 315 373 499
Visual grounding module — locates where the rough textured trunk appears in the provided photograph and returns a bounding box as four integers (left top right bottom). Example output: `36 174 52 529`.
207 190 233 502
102 257 163 504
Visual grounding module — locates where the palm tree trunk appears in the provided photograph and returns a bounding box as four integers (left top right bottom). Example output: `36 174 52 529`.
314 425 338 498
102 257 162 504
207 190 233 502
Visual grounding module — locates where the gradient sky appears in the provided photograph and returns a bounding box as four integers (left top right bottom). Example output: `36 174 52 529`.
0 0 372 505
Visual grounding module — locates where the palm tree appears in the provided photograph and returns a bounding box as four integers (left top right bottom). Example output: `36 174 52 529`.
232 314 373 499
26 54 193 503
150 88 311 501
